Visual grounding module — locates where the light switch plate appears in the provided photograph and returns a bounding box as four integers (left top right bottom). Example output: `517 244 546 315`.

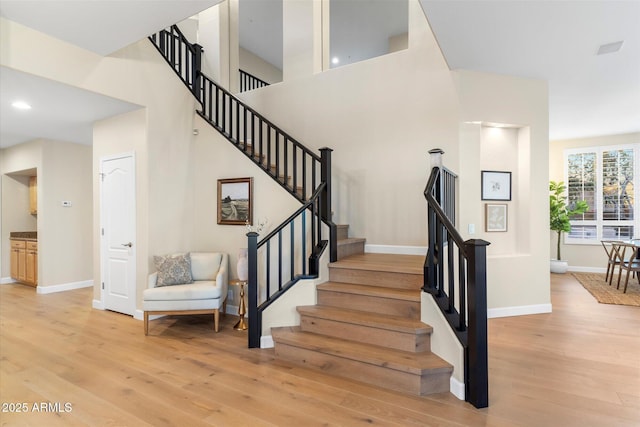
468 223 475 234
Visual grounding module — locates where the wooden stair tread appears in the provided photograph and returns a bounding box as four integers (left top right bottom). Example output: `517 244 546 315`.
330 253 424 275
272 327 452 375
297 305 432 334
317 282 420 301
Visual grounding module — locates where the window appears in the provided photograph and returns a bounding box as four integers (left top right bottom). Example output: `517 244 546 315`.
565 144 639 243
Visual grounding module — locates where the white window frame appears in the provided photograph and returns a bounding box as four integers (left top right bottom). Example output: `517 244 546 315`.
564 143 640 245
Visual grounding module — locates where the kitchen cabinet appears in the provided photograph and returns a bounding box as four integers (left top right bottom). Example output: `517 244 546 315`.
26 242 38 285
10 239 37 287
29 176 37 215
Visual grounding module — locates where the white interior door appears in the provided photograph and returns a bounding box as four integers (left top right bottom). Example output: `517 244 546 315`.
101 154 136 316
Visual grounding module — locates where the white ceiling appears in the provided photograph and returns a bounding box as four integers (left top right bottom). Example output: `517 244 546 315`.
0 0 638 150
0 67 140 147
0 0 221 149
420 0 640 141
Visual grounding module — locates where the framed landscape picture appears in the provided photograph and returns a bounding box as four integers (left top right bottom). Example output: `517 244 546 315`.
217 177 253 225
481 171 512 201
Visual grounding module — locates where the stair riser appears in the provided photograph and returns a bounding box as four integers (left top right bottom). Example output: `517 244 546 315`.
274 343 450 396
336 225 349 241
300 316 430 353
329 268 422 290
337 241 365 260
317 290 420 319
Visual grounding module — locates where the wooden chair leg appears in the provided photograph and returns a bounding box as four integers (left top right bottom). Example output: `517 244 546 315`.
214 309 220 332
222 299 227 317
144 311 149 336
621 269 631 291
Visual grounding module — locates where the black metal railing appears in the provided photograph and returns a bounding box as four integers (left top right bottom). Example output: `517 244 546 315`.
239 69 270 92
423 149 489 409
149 25 202 96
199 73 328 205
247 183 331 348
149 24 337 349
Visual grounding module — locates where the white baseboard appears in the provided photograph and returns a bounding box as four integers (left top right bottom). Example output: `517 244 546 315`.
1 277 16 285
37 280 93 294
488 303 552 319
226 304 238 315
450 376 465 401
365 244 427 256
568 266 607 273
261 335 274 348
92 299 105 310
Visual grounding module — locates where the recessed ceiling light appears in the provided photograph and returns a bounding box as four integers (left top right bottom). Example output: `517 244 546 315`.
331 57 340 65
12 100 32 110
597 40 624 55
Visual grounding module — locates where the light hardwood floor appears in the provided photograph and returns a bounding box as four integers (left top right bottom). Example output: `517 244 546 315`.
1 273 638 426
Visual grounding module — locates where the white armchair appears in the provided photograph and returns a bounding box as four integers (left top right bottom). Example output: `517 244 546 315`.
143 252 228 335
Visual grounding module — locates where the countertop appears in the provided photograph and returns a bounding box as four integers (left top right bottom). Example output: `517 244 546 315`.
10 232 37 241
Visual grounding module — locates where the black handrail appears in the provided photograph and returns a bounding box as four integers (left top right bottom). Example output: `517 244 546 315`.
149 24 338 350
423 150 489 409
239 69 270 92
198 73 325 205
149 25 201 96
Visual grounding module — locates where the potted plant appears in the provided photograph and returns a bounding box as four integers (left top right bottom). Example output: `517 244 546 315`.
549 181 589 273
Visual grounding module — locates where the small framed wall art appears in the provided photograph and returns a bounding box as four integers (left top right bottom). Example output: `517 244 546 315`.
481 170 512 201
217 177 253 225
485 203 507 232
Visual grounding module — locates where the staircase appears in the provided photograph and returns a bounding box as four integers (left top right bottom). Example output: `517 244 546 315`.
272 252 453 396
336 224 365 260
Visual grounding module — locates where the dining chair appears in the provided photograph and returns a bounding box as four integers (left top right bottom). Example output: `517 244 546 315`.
601 240 622 282
615 243 640 293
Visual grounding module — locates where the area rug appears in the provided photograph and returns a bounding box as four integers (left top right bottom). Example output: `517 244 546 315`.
571 272 640 307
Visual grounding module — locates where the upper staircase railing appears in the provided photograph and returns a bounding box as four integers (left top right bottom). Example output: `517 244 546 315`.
149 25 201 96
239 69 270 92
149 25 337 348
423 149 489 409
198 73 326 205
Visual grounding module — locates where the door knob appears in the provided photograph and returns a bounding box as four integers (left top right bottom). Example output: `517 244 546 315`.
122 242 133 248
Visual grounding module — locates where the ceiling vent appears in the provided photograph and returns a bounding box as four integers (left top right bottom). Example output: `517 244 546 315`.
597 41 624 55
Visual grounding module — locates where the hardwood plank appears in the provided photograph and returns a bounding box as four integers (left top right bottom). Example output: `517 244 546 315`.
1 272 639 426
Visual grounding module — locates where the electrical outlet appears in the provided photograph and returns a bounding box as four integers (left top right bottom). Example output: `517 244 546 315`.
228 290 233 300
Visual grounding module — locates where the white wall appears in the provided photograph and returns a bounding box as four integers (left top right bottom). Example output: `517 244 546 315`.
549 132 640 271
239 47 282 85
2 18 199 308
93 109 148 303
455 70 550 315
239 0 459 246
1 139 92 288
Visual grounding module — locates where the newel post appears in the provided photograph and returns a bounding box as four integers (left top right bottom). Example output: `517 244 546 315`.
429 148 444 170
320 147 337 262
247 232 260 348
192 43 203 97
320 148 333 222
464 238 490 409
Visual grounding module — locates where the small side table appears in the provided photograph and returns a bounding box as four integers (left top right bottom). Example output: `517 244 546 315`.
230 279 248 331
